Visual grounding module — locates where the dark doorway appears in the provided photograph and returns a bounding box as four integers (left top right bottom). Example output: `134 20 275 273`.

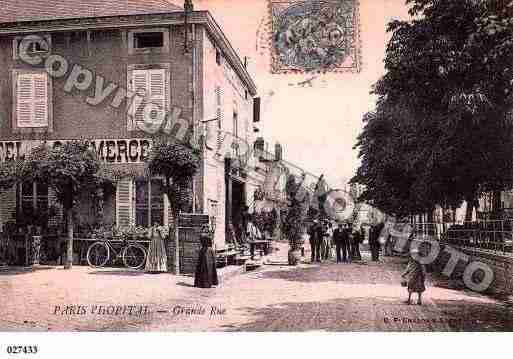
231 180 246 240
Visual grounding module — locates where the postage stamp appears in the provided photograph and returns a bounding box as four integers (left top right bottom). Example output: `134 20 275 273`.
269 0 361 74
0 0 512 356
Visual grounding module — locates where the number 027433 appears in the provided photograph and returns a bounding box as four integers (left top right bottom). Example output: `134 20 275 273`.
5 345 38 355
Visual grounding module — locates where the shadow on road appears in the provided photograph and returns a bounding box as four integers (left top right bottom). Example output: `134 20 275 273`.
88 270 146 276
0 266 55 275
221 297 439 332
222 295 513 332
176 281 195 287
258 257 407 285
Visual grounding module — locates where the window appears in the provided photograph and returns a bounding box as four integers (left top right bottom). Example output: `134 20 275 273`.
215 86 223 151
31 42 46 52
215 86 223 129
13 35 51 59
134 32 164 49
18 181 49 226
207 199 219 228
130 68 167 128
233 101 238 139
135 179 165 227
245 115 249 139
14 71 50 128
128 29 169 54
69 31 84 44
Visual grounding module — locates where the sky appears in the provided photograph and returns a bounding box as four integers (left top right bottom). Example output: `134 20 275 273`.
195 0 411 189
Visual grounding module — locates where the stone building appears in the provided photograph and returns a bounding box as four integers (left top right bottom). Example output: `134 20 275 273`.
0 0 260 250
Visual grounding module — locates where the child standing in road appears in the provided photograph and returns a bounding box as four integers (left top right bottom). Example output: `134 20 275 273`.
401 247 426 305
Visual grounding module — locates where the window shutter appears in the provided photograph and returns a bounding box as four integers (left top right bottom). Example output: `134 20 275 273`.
215 86 223 150
33 74 48 127
148 69 167 126
149 69 166 109
0 186 16 231
164 193 169 226
116 178 134 227
204 88 216 150
132 70 149 127
131 69 166 128
16 73 48 128
17 74 34 127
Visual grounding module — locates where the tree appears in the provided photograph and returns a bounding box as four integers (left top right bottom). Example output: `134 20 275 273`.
0 160 19 192
353 0 513 218
147 140 200 273
23 141 105 269
282 173 310 265
0 160 20 266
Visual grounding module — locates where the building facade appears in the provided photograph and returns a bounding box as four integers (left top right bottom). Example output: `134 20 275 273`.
0 1 259 250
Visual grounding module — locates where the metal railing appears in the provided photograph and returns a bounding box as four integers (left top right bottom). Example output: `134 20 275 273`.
412 220 513 255
411 222 446 240
442 220 513 255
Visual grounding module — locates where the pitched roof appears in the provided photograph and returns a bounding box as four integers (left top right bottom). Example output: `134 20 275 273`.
0 0 183 24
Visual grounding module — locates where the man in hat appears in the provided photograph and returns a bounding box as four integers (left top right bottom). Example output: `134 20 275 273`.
351 226 363 261
308 219 323 263
333 221 350 263
369 222 385 262
320 220 331 260
346 222 354 261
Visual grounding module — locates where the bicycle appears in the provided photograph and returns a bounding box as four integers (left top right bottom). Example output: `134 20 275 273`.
86 238 147 269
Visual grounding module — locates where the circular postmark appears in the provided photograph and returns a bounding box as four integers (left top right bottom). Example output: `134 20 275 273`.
271 0 356 73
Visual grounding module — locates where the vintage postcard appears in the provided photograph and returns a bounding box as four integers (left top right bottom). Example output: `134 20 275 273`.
1 0 513 352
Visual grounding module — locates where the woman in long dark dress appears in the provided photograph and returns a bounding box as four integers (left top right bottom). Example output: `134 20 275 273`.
194 231 218 288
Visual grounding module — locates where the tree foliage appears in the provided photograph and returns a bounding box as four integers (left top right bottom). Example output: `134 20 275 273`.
25 142 103 208
0 160 21 191
282 174 310 250
148 141 201 216
22 141 107 268
147 140 200 272
352 0 513 217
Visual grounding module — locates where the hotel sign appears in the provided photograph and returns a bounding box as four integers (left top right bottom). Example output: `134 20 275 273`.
0 139 153 164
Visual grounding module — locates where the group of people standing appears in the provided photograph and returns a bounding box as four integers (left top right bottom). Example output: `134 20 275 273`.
307 219 364 263
306 219 389 264
333 221 363 263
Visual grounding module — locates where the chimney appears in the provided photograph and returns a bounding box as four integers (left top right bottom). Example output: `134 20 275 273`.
275 143 283 161
184 0 194 13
